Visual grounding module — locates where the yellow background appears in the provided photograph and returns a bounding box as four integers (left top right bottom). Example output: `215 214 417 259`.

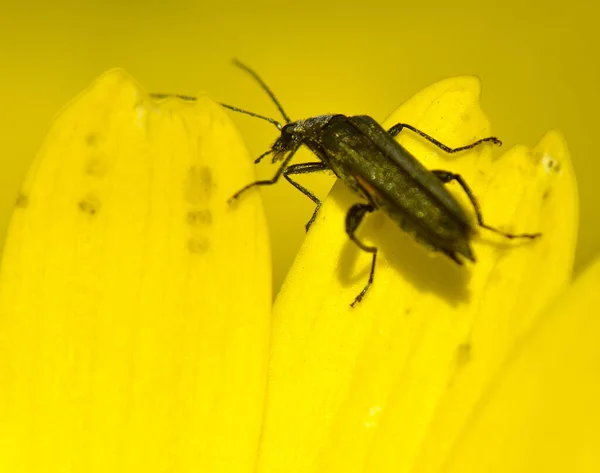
1 0 597 292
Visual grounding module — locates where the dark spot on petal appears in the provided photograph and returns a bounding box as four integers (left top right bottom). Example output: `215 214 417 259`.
85 133 101 147
15 193 29 208
185 166 214 204
456 342 472 367
542 188 551 201
541 154 561 174
150 93 197 102
78 194 101 216
175 94 197 102
186 209 212 226
187 236 210 254
84 132 108 178
85 157 108 178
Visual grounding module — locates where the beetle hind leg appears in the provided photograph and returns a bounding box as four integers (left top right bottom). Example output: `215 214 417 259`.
431 169 542 240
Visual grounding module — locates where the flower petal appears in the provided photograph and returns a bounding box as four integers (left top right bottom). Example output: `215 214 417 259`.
259 77 577 473
0 70 271 472
441 254 600 473
411 129 578 473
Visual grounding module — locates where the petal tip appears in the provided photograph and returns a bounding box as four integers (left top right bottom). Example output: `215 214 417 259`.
439 75 482 96
383 75 484 127
88 68 142 98
422 74 482 104
533 130 570 165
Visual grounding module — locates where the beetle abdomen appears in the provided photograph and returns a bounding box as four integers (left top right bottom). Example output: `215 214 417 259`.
307 115 475 261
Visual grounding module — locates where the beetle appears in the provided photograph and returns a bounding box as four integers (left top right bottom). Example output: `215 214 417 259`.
221 60 541 306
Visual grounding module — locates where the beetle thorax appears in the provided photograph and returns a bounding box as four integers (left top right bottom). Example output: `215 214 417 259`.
271 115 334 162
289 115 335 135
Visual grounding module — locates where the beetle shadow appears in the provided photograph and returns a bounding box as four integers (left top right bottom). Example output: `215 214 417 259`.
332 191 472 306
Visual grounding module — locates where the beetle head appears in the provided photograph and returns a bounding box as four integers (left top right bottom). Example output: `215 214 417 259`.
271 122 302 163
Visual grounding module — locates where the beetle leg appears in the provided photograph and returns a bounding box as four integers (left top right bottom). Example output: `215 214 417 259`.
283 162 329 231
431 170 542 240
387 123 502 154
346 203 377 307
228 143 301 203
253 149 273 164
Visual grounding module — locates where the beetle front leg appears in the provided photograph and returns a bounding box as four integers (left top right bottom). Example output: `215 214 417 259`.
228 144 301 203
346 203 377 307
283 162 328 231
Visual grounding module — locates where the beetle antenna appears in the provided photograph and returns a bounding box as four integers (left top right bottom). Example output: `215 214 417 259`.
232 59 292 124
220 103 283 130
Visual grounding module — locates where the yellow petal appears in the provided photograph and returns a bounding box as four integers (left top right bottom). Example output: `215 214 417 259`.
0 70 271 472
258 77 578 473
441 254 600 473
411 129 577 473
